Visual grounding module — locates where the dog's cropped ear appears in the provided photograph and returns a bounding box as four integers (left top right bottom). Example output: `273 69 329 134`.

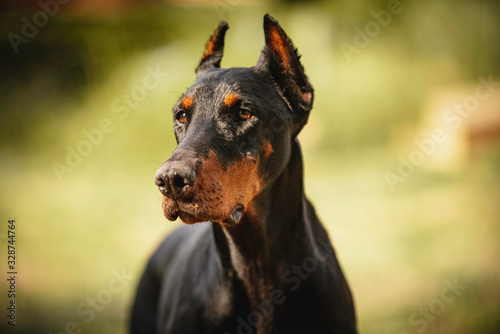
256 14 313 129
196 21 229 77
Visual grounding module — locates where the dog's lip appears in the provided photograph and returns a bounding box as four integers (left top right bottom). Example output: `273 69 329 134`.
167 200 245 225
177 210 205 224
163 202 179 221
162 191 246 224
162 198 207 223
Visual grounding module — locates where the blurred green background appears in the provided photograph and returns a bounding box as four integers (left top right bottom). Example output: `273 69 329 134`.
1 0 500 333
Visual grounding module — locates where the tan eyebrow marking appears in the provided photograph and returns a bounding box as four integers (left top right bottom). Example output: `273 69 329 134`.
224 93 240 107
181 96 193 109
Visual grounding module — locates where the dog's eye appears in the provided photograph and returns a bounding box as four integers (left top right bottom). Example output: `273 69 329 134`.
176 112 186 124
238 109 251 120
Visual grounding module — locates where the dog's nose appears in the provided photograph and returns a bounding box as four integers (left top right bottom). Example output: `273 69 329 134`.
155 162 197 200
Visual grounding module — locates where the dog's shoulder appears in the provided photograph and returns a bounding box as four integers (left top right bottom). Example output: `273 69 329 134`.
149 222 213 273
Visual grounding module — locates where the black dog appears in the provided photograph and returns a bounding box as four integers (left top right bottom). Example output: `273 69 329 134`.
131 14 357 334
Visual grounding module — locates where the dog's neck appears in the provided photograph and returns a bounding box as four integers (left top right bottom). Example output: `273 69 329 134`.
213 139 317 330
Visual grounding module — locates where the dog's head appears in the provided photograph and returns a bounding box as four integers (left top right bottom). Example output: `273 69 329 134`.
155 14 313 225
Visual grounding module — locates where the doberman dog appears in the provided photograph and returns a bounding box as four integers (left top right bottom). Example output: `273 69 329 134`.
131 14 357 334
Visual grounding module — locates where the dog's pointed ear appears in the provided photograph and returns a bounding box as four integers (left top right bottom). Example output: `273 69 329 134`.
196 21 229 77
256 14 313 127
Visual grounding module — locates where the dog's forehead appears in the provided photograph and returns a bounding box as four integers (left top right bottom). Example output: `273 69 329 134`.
185 67 268 100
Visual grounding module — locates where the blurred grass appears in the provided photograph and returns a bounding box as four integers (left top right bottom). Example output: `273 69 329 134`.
1 1 500 333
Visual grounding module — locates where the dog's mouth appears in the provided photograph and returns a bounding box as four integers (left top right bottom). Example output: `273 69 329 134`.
161 196 244 225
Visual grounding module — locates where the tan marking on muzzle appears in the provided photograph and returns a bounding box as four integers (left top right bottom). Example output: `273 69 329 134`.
162 150 262 225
